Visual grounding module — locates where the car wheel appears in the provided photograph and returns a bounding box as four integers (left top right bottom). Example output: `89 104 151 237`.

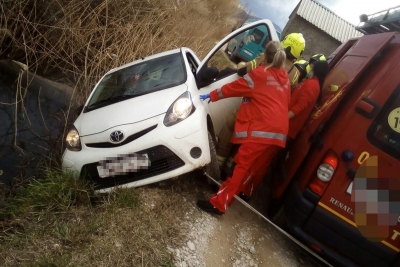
204 131 220 183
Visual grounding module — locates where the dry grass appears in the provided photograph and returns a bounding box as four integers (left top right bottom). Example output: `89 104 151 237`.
1 0 240 104
0 170 211 267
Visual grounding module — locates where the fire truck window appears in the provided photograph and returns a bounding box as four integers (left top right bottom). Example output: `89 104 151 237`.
368 85 400 159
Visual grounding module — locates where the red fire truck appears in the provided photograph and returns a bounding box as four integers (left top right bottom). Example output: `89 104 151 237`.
269 6 400 267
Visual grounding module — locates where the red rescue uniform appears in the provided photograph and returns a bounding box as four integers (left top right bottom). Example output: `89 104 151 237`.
209 66 290 212
288 76 320 139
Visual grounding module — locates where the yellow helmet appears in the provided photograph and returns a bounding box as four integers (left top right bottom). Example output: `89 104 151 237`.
294 59 310 75
309 54 326 64
281 33 305 59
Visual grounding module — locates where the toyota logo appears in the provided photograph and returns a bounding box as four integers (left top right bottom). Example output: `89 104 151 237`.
110 130 124 143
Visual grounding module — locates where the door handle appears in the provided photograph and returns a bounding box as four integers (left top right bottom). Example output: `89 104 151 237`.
355 97 380 119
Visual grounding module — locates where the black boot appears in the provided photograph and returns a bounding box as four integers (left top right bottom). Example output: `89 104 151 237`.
196 200 224 215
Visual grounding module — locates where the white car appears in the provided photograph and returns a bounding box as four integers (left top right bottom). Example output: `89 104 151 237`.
62 20 280 192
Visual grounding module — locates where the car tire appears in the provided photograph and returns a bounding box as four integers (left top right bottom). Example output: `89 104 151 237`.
204 131 221 184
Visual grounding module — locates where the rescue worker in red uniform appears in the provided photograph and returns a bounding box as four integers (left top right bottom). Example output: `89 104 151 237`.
270 58 330 190
215 33 306 184
196 41 290 215
288 58 329 140
253 58 329 200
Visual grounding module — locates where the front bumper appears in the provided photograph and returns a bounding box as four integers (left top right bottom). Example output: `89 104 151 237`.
62 109 210 192
285 181 399 267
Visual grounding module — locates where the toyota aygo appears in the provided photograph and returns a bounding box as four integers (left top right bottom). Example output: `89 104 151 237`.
61 19 280 192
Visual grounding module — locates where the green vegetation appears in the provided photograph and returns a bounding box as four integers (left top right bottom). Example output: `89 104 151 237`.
0 171 92 220
0 169 194 266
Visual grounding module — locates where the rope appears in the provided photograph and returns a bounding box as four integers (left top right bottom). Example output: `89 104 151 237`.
203 171 333 267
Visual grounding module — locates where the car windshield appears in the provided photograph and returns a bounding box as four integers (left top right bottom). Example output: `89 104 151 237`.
87 53 186 110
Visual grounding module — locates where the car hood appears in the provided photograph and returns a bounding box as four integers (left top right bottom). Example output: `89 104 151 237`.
75 84 187 136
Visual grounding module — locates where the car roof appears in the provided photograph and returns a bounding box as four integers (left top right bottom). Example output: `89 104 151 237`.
107 48 183 74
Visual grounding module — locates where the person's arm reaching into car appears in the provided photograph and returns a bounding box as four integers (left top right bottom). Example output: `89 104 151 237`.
209 73 256 102
200 72 256 103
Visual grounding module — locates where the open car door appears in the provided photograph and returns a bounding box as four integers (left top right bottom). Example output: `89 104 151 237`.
195 19 280 138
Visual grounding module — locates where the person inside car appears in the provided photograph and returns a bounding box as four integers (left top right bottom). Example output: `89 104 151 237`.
196 41 290 215
123 72 141 95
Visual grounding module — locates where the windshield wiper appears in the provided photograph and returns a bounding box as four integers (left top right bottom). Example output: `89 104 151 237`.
88 95 134 109
88 92 152 110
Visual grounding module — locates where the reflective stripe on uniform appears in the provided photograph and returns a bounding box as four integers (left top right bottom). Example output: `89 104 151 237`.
235 131 248 138
291 71 299 85
216 186 227 195
243 74 254 89
250 59 257 70
243 172 252 185
217 88 224 99
251 131 287 141
266 81 281 86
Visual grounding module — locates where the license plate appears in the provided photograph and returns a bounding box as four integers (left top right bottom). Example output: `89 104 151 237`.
346 181 353 195
97 153 150 178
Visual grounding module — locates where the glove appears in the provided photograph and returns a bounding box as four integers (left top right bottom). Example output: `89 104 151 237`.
199 93 211 103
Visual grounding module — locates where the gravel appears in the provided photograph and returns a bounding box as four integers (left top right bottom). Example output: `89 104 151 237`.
173 207 218 267
171 207 265 267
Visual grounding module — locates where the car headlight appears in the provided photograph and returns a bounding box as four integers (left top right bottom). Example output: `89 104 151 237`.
163 91 196 127
66 126 82 151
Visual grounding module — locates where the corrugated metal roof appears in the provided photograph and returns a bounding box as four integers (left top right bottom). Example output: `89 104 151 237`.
297 0 363 43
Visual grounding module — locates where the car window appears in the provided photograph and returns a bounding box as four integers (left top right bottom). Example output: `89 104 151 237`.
261 34 271 50
251 28 264 44
186 53 198 76
368 85 400 159
86 53 186 110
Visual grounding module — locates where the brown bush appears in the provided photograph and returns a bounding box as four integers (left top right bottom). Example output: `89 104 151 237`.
1 0 240 102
